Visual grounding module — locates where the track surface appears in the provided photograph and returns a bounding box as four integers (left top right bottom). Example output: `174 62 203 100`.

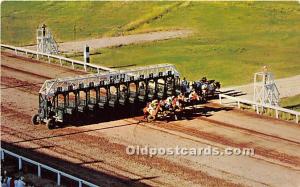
1 52 300 187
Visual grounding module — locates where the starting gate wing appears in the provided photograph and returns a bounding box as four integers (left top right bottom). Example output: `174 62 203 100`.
39 64 180 97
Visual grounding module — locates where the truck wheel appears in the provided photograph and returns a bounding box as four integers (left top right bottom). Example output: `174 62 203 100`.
31 114 40 125
46 119 55 129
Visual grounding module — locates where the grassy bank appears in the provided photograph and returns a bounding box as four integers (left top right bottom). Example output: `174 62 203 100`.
2 2 300 86
1 1 175 45
280 94 300 111
87 2 300 86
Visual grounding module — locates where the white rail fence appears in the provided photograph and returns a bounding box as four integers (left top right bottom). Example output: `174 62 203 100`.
0 148 99 187
1 44 113 73
219 94 299 124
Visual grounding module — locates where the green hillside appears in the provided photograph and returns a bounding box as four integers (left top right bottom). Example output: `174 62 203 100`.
1 1 175 45
87 2 300 86
2 2 300 86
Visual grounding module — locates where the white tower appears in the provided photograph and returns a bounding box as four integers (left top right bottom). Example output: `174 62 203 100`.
36 24 58 54
253 67 280 106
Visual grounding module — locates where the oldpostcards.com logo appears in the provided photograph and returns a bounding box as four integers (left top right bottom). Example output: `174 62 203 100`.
126 145 255 157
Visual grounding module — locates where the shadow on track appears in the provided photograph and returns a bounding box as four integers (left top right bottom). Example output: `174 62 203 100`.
2 141 154 187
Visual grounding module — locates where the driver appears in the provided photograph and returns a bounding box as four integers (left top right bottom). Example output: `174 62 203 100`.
181 77 188 93
189 89 199 101
148 99 158 113
165 96 174 110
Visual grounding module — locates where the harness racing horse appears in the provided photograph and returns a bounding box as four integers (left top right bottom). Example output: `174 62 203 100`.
143 96 185 122
143 100 162 122
201 80 221 98
188 91 200 112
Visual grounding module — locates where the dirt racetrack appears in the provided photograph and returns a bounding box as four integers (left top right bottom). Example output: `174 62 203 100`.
1 51 300 187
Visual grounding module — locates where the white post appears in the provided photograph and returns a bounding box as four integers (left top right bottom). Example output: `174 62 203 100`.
59 59 62 66
84 45 90 64
275 109 279 119
97 68 100 74
72 61 75 69
79 180 83 187
38 164 41 177
18 157 22 170
237 101 240 108
37 54 39 60
84 45 89 72
57 172 61 186
256 105 259 114
219 95 222 104
296 114 299 124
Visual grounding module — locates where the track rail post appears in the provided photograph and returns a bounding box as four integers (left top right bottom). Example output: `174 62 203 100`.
38 164 41 177
57 172 61 186
18 157 22 170
1 149 4 160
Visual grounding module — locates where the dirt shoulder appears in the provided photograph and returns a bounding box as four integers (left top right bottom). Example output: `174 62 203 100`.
25 30 192 53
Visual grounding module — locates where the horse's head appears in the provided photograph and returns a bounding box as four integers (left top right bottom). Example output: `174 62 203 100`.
215 82 221 89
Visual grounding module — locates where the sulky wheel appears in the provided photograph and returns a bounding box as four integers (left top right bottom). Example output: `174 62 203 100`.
147 115 155 123
31 114 40 125
46 119 55 130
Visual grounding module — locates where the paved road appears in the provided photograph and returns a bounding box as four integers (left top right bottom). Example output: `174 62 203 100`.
26 30 192 53
221 75 300 100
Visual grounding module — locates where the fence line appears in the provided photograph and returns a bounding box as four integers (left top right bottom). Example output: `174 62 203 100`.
0 148 99 187
218 94 299 124
1 44 113 73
